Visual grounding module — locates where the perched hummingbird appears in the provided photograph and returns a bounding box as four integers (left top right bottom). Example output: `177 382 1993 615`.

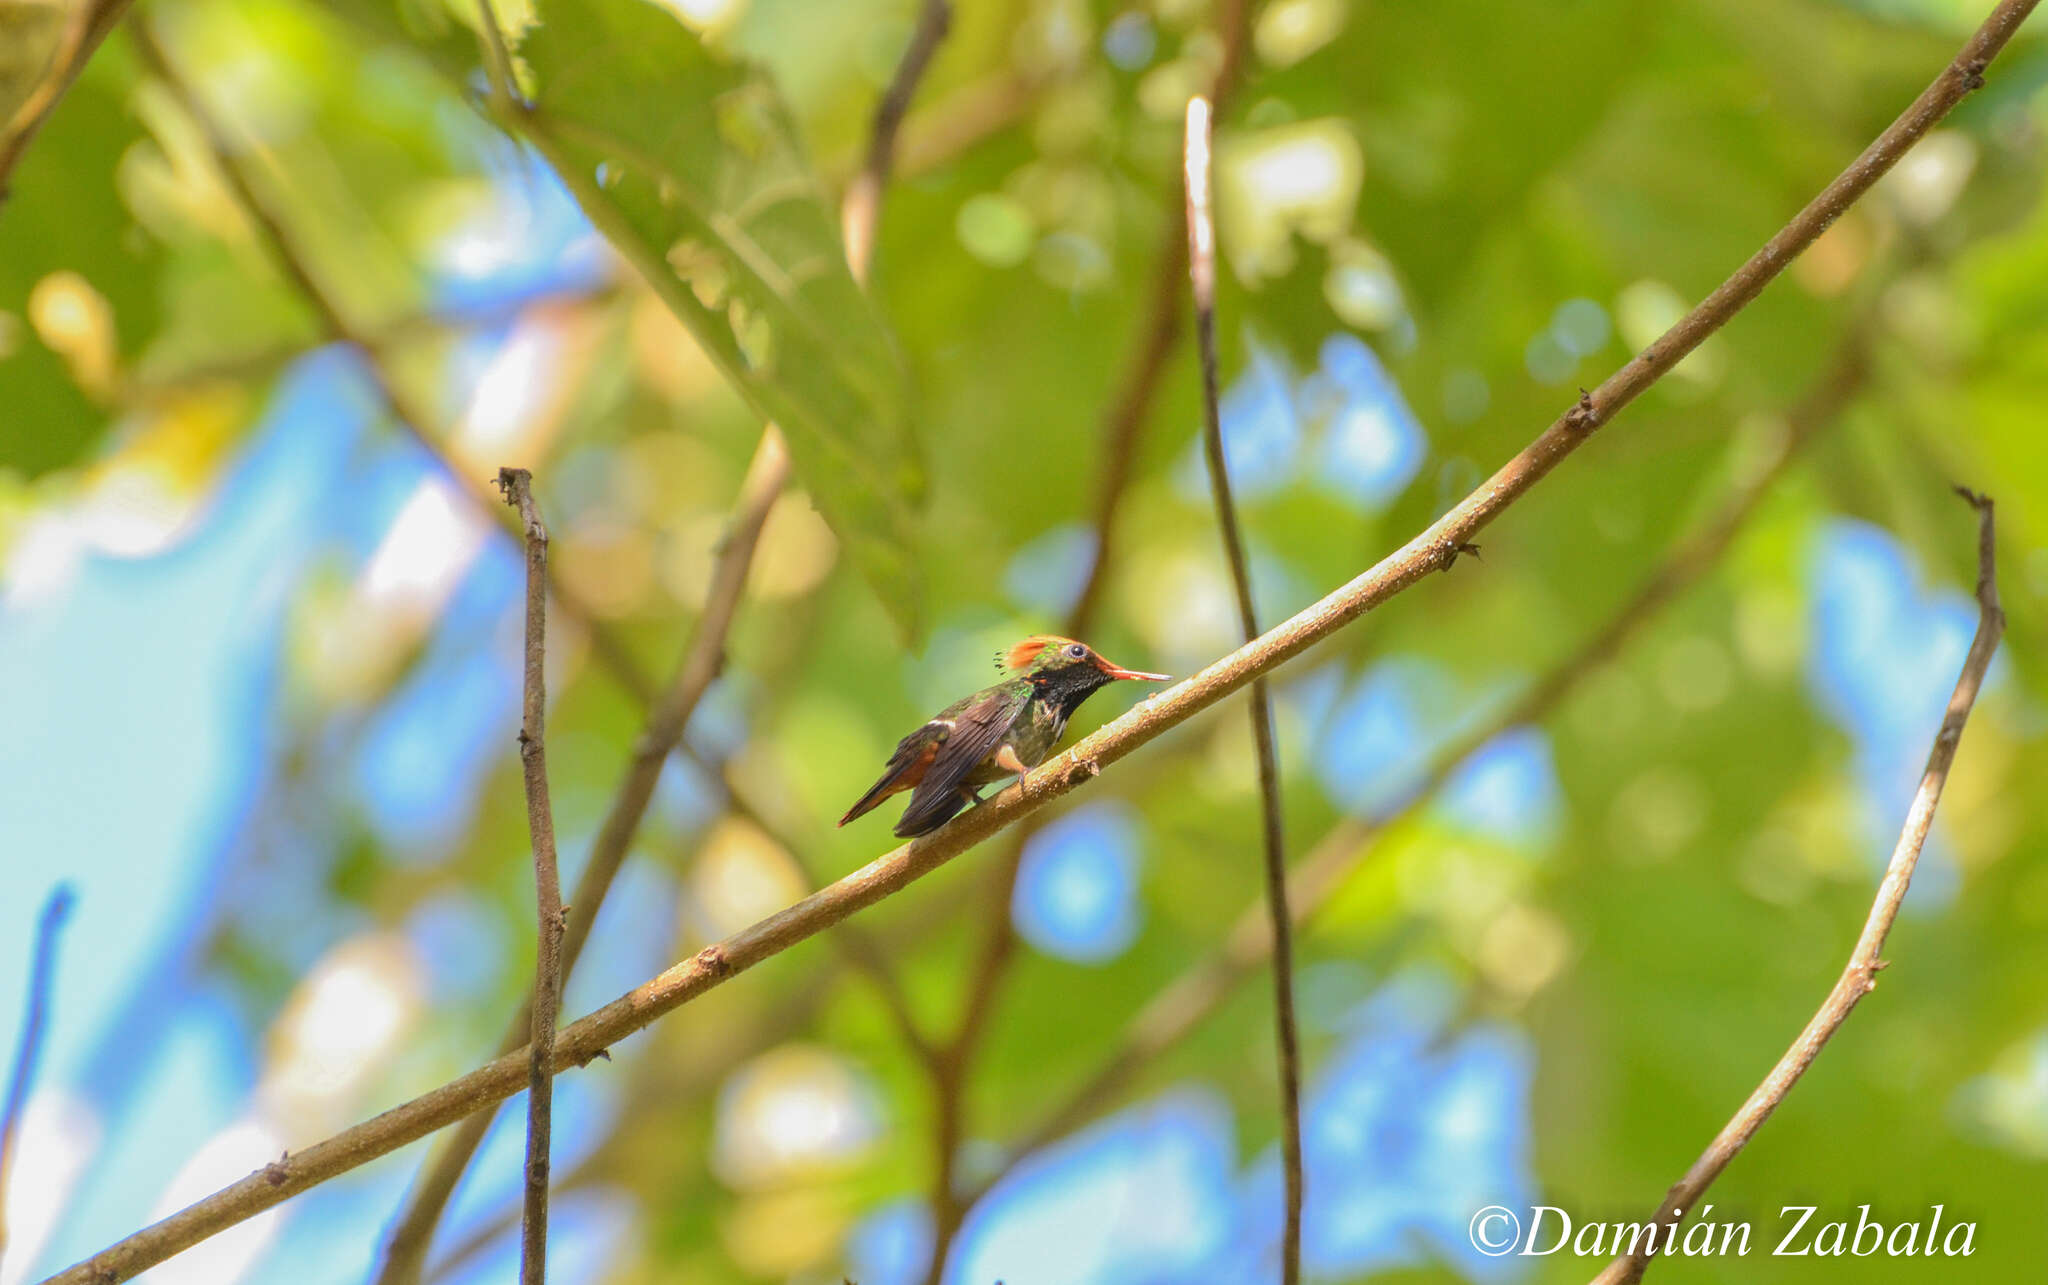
839 636 1171 838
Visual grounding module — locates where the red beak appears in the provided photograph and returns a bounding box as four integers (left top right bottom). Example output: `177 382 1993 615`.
1095 656 1171 682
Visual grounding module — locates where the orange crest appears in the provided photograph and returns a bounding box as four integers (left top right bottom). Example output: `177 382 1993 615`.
1000 635 1076 672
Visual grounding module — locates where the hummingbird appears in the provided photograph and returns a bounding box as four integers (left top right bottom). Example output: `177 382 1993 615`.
839 635 1171 838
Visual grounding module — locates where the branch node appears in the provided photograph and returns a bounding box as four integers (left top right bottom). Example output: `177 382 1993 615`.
262 1154 290 1187
1953 483 2003 621
496 466 549 546
694 944 733 979
1441 539 1484 573
1960 56 1989 91
1566 387 1599 431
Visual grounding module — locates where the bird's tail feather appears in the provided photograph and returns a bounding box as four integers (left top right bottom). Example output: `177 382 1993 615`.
892 783 969 838
838 779 900 827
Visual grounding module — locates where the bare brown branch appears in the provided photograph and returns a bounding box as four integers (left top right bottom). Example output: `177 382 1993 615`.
371 427 792 1284
475 0 520 112
1590 486 2003 1285
919 5 1256 1275
889 70 1033 182
493 469 564 1285
970 338 1872 1189
124 282 621 405
128 22 654 700
1185 92 1303 1285
374 3 952 1274
129 25 691 1281
0 885 74 1272
48 2 2038 1277
842 0 952 282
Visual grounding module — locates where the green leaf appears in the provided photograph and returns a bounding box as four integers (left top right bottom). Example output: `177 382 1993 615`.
0 73 162 476
515 0 924 639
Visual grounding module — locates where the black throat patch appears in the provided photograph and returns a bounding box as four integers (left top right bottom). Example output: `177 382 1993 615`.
1031 665 1114 727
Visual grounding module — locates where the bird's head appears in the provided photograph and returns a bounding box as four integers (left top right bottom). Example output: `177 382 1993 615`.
997 635 1171 686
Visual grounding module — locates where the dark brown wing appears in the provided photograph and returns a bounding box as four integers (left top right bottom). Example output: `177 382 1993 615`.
893 685 1030 837
839 720 949 826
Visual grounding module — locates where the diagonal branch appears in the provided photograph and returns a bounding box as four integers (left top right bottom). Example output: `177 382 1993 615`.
47 2 2037 1277
124 281 622 404
494 468 563 1285
127 22 656 700
0 0 136 204
474 0 520 113
418 860 984 1285
1065 0 1252 635
372 3 952 1276
63 7 920 1280
1185 92 1302 1285
966 338 1871 1192
130 30 805 1276
1591 485 2003 1285
371 426 791 1285
841 0 953 282
0 884 75 1272
919 4 1254 1276
134 7 935 1273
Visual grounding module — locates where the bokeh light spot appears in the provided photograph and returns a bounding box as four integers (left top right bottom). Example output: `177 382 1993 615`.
1101 10 1155 70
1436 726 1560 847
714 1045 882 1189
1013 804 1143 964
956 193 1035 268
1254 0 1346 67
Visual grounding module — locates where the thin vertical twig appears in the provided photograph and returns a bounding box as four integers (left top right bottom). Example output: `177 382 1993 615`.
1185 94 1302 1285
373 437 792 1284
842 0 952 282
373 2 954 1276
53 2 2041 1277
131 25 679 1270
1066 0 1251 633
1591 487 2004 1285
963 338 1871 1200
919 4 1253 1274
0 885 75 1272
132 11 937 1276
496 469 563 1285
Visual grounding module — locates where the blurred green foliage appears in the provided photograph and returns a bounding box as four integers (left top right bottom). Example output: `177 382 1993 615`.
4 0 2048 1280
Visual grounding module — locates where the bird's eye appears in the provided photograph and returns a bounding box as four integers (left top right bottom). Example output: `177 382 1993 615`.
1067 643 1086 658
